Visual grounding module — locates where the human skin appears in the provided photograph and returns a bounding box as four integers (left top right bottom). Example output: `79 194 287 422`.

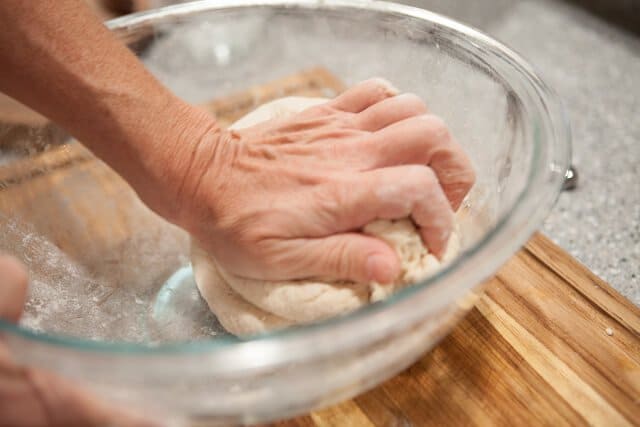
0 0 474 283
0 0 474 424
0 256 157 426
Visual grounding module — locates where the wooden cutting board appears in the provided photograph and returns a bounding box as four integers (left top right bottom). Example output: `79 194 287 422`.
1 68 638 426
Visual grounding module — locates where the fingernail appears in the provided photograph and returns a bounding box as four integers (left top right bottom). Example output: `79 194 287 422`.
366 254 396 283
370 77 400 95
435 229 451 260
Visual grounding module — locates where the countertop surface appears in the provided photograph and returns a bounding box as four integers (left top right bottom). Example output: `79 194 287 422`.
405 0 640 305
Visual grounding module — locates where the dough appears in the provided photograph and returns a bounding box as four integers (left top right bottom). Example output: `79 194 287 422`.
191 97 460 336
191 244 292 334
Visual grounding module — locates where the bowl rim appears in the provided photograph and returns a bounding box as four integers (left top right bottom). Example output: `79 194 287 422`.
0 0 571 357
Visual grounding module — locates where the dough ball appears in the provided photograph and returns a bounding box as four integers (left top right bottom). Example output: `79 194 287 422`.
191 243 292 335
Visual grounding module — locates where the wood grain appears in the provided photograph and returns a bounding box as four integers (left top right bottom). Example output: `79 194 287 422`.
1 68 638 426
278 239 640 427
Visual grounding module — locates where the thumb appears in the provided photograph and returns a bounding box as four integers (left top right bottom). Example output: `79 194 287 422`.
0 255 28 322
304 233 400 284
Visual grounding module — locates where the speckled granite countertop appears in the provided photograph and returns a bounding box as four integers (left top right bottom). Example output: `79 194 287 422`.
409 0 639 304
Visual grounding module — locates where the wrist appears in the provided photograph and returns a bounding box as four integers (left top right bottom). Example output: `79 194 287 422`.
125 100 221 224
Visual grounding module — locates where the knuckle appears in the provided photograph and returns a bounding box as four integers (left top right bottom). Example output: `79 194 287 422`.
399 93 428 114
439 149 476 191
330 240 353 277
365 78 397 102
446 168 476 204
417 114 450 141
354 113 373 131
367 76 397 90
305 103 335 117
407 165 438 187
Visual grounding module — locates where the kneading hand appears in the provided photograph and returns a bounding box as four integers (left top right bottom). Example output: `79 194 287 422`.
0 1 474 287
174 79 475 285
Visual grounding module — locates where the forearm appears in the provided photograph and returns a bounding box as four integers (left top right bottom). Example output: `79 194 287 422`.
0 0 216 219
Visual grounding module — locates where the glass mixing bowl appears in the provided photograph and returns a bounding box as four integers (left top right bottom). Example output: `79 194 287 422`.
0 0 570 424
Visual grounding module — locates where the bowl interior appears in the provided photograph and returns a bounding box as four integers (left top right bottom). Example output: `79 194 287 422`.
0 1 566 348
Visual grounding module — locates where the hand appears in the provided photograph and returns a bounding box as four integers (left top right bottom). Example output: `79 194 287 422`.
0 255 155 427
0 1 471 286
173 79 475 284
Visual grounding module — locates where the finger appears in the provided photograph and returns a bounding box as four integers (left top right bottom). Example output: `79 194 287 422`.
0 261 156 427
303 165 455 257
414 186 457 260
0 255 28 322
356 93 428 131
299 233 400 284
329 78 399 113
362 114 475 210
20 367 160 427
